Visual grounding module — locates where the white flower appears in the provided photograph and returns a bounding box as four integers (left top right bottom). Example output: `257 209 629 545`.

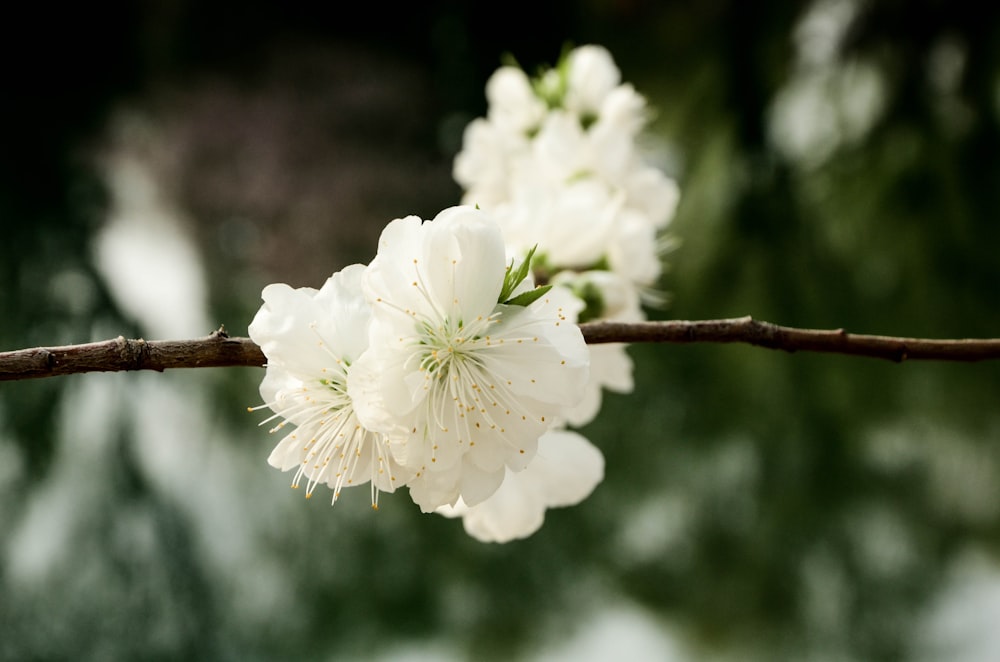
550 270 642 427
450 44 683 433
348 206 590 512
497 176 623 270
594 84 647 138
486 66 546 134
248 264 411 508
624 166 681 230
454 119 509 205
436 429 605 543
454 118 530 209
564 343 634 427
608 209 665 288
565 45 622 117
552 269 644 323
530 110 592 182
588 85 648 181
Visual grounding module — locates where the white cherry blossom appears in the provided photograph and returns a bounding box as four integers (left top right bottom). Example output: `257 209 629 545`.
348 206 590 512
486 66 546 134
565 45 622 117
624 166 682 230
496 176 623 271
549 270 642 427
248 264 411 508
453 44 680 295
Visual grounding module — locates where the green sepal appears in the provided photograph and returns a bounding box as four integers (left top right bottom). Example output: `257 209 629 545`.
498 244 540 303
503 284 553 307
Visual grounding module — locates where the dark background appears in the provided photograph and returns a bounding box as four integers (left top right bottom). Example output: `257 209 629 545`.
2 1 999 660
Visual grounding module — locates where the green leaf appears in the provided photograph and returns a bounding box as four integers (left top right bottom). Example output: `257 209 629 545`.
504 284 552 307
498 244 540 303
498 259 517 303
500 52 521 70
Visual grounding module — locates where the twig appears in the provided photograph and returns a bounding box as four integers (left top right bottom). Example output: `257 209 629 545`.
1 317 998 382
581 317 1000 362
0 326 265 382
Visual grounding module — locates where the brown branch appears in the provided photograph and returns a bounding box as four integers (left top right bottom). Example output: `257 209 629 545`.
0 326 266 382
581 317 1000 362
1 317 999 382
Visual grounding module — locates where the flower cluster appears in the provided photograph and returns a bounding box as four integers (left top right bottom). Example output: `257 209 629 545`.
251 45 679 543
441 46 680 536
250 206 603 541
454 45 679 301
453 45 680 430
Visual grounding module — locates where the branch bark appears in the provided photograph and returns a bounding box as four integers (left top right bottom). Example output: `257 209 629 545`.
581 317 1000 361
0 327 265 382
2 317 999 382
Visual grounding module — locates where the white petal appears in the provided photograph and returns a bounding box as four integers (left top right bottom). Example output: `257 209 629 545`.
248 283 323 369
480 302 590 407
486 66 546 133
595 84 646 137
364 207 507 327
561 343 634 425
346 348 412 438
565 45 621 115
407 461 463 512
590 343 634 393
538 181 622 269
267 427 309 472
435 498 469 519
248 264 370 374
460 478 547 543
257 367 298 412
438 430 604 543
422 206 506 321
362 216 430 320
312 263 371 361
534 429 605 507
458 459 506 506
609 210 663 287
532 111 588 180
626 167 681 229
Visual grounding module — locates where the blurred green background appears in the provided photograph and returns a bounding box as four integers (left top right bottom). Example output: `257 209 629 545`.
2 1 999 660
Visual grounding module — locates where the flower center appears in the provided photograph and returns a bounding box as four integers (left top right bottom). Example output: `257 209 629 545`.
419 323 462 372
416 314 496 384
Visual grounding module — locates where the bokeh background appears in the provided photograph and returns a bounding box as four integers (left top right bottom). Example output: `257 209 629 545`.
3 1 1000 660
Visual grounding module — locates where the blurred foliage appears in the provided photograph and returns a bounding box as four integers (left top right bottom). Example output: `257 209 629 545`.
2 1 1000 661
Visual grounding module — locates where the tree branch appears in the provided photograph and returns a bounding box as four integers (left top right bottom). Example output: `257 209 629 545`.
1 317 999 382
581 317 1000 361
0 327 265 382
